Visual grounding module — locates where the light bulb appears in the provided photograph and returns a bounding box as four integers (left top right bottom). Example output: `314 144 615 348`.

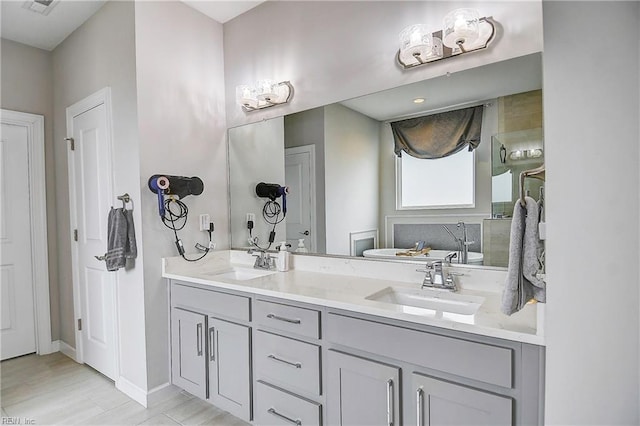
442 8 480 49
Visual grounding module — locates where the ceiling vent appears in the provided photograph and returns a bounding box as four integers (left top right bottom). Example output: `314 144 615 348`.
22 0 60 16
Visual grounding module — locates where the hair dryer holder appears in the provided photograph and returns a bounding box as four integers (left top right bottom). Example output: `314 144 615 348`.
148 174 204 217
255 182 288 215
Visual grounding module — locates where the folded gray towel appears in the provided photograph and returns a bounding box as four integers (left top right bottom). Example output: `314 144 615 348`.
501 196 545 315
106 207 137 271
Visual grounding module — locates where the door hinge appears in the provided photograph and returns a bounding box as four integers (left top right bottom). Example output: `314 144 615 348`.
77 318 82 331
73 229 78 241
65 137 75 151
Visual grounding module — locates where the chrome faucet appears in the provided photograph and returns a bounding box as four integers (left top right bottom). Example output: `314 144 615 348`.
442 221 475 264
248 249 276 270
418 261 457 291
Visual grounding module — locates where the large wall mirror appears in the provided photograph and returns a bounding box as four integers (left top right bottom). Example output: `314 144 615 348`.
229 52 543 269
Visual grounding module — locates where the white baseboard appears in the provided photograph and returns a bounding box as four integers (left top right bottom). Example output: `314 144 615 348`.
116 377 149 407
37 339 55 355
50 340 60 352
115 378 176 408
55 340 78 362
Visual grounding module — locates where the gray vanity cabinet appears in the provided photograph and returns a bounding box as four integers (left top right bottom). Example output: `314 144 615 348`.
207 317 251 421
412 373 513 426
169 280 543 426
327 349 401 426
170 282 253 422
170 307 207 399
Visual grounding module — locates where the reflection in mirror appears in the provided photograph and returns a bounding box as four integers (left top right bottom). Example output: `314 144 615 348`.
228 53 543 269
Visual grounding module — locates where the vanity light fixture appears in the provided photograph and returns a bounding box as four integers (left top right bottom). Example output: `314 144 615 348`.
509 148 543 161
397 8 496 69
236 80 294 112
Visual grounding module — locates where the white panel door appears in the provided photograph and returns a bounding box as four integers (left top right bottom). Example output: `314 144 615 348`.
69 102 117 380
285 146 315 252
0 123 36 360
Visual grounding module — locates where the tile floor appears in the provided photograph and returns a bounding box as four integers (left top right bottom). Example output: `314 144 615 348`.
1 352 251 425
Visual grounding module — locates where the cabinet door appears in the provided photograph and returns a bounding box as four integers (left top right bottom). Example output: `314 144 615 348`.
412 373 512 426
208 317 251 422
327 350 400 426
171 308 207 399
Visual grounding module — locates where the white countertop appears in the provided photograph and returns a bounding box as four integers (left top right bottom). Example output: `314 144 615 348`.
162 251 544 346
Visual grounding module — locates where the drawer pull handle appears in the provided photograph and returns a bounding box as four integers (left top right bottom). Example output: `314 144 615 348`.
387 379 394 426
267 408 302 426
266 313 301 324
196 323 203 356
268 354 302 369
416 387 424 426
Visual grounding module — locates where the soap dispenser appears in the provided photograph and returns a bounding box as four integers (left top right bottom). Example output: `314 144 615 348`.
277 241 290 272
295 238 308 253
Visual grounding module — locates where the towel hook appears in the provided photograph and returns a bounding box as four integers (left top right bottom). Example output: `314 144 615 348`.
519 164 545 206
117 193 132 210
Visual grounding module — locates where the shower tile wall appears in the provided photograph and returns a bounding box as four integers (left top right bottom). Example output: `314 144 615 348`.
393 224 481 253
498 90 543 133
482 218 512 267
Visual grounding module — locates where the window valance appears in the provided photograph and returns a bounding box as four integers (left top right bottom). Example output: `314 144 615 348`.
391 105 484 159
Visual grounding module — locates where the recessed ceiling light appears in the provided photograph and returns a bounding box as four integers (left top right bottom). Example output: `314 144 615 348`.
413 98 425 104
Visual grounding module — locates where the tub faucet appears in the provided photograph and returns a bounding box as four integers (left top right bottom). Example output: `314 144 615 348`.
444 251 458 264
442 221 475 264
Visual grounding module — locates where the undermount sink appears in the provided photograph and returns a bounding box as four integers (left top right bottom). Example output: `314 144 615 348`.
204 267 276 281
365 286 485 316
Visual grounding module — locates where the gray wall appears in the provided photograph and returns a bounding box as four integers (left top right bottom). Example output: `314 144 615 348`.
0 39 58 341
543 2 639 423
324 104 380 255
134 1 227 389
285 108 326 253
223 1 543 128
229 118 285 250
52 0 148 389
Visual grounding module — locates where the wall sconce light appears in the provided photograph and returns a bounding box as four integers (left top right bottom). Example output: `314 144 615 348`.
509 148 543 161
397 8 496 69
236 80 293 112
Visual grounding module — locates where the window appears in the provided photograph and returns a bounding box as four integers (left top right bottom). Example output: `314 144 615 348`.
396 149 475 209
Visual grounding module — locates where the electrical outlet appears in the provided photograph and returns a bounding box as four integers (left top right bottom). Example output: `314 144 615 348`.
199 214 210 231
246 213 255 223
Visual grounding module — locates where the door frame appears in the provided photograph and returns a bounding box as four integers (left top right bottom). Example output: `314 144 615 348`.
0 109 52 355
284 144 317 252
66 87 119 374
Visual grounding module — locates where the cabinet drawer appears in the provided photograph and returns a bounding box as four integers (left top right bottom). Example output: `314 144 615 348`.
254 299 320 339
327 313 513 388
171 283 250 322
254 330 321 396
254 381 322 426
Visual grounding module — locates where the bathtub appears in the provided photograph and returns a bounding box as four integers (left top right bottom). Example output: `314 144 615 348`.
362 248 484 265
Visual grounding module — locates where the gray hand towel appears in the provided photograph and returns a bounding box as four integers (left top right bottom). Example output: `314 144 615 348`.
106 207 137 272
501 196 545 315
